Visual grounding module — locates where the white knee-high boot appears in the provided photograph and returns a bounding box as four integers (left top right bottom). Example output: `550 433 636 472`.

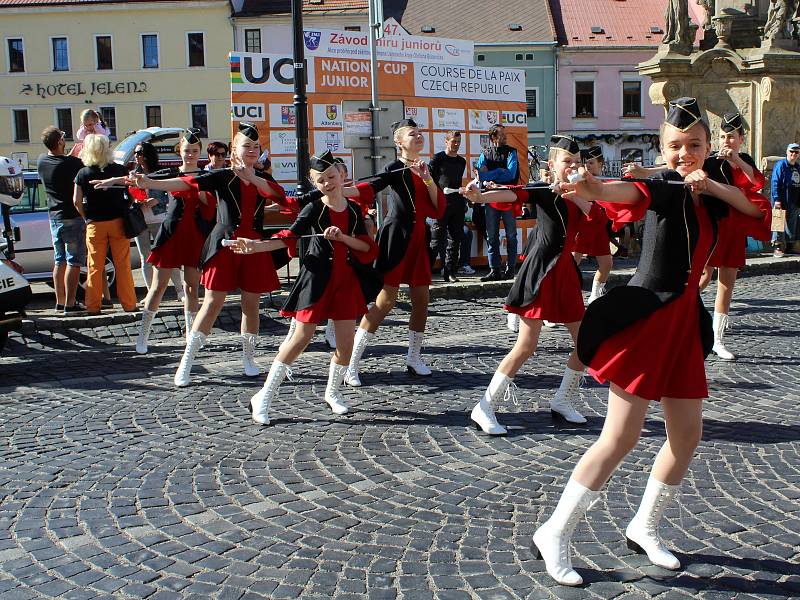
250 360 290 425
406 329 432 376
625 475 681 569
135 309 157 354
184 309 197 341
324 361 349 415
712 311 735 361
280 318 298 352
324 319 337 349
174 331 206 387
345 327 373 387
550 366 587 424
506 312 520 333
470 370 512 435
241 333 262 377
532 478 600 586
588 279 606 303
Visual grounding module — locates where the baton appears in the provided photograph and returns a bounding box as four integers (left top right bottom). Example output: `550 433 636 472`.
221 234 326 247
356 166 415 182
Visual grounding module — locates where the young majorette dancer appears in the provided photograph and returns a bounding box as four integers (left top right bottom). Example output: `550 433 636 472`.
345 119 444 386
132 123 290 386
625 112 770 361
531 99 766 586
134 130 215 352
233 150 379 423
466 135 603 435
572 146 613 303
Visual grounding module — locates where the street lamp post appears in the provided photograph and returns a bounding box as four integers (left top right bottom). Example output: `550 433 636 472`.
291 0 311 197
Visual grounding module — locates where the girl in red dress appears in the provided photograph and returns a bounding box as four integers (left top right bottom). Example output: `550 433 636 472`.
131 130 215 353
344 119 444 386
572 146 613 303
700 113 771 360
464 136 603 435
133 123 290 387
231 151 379 424
531 99 766 587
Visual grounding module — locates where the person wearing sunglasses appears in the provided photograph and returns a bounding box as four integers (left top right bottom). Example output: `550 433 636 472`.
770 142 800 257
206 141 229 171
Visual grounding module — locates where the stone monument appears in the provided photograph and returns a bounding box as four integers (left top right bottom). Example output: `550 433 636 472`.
638 0 800 174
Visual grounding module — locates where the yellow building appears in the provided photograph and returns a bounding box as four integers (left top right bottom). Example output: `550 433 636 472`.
0 0 233 168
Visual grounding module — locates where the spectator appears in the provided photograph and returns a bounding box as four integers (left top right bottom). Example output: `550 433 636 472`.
476 124 519 281
73 134 137 314
457 222 475 275
770 142 800 256
429 131 467 282
206 141 229 171
37 126 86 315
69 109 110 158
130 142 182 296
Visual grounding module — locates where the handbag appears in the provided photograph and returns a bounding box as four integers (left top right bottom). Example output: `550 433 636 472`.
122 201 147 239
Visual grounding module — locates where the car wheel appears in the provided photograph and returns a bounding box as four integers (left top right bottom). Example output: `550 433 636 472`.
78 257 117 300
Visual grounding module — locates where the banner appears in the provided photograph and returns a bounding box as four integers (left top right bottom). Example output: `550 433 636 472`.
230 44 528 198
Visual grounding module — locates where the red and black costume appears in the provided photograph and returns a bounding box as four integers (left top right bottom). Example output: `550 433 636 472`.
356 159 445 287
704 153 771 268
505 187 603 323
181 169 289 293
147 172 216 270
275 199 380 323
577 170 767 401
573 204 611 257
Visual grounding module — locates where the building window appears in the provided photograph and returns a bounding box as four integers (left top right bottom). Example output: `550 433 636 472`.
95 35 113 70
344 26 361 31
52 37 69 71
622 80 642 117
191 104 208 137
515 53 523 61
476 54 485 62
525 88 538 118
525 53 534 61
13 109 29 142
99 107 117 140
7 38 24 73
145 105 162 128
56 108 73 140
244 29 261 53
142 34 159 68
187 32 205 67
575 80 595 118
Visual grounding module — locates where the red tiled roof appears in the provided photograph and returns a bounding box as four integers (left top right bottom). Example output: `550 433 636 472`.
556 0 705 47
0 0 181 5
233 0 368 16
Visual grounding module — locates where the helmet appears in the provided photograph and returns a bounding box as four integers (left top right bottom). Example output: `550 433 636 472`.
0 156 24 207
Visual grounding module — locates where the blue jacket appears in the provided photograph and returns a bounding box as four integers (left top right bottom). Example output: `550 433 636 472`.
770 158 800 208
476 146 518 184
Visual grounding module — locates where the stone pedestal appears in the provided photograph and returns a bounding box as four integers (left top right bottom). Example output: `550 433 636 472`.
638 43 800 171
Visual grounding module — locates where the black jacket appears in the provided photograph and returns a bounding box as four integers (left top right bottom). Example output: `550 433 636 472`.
281 199 382 313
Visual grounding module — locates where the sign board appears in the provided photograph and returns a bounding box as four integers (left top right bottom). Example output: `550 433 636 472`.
230 34 527 194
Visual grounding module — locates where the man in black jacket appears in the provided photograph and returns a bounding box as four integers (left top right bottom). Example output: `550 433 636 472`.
428 131 467 282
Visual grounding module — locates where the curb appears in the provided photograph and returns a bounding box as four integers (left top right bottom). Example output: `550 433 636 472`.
20 254 799 333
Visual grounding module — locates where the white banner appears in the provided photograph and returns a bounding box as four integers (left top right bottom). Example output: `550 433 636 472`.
271 156 298 181
432 107 465 130
313 130 347 155
468 109 501 131
268 103 296 128
413 64 525 102
269 130 297 155
312 103 342 128
231 52 316 93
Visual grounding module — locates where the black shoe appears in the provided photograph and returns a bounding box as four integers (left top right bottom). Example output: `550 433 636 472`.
102 298 114 308
445 272 460 283
55 304 65 315
504 265 516 279
480 269 503 282
63 303 87 316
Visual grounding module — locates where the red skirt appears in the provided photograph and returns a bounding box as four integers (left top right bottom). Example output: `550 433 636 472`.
200 245 280 294
588 290 708 401
708 222 745 269
574 220 611 257
282 275 366 323
505 252 585 323
147 217 205 270
382 224 431 288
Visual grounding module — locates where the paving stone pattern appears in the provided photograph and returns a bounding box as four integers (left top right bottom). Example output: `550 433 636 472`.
1 273 799 599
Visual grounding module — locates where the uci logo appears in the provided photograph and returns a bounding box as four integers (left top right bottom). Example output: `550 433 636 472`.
231 103 265 121
501 111 527 126
240 56 298 86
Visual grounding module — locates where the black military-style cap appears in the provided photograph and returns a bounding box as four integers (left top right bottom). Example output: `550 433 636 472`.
309 149 337 173
550 134 580 156
581 146 604 161
665 97 703 132
238 122 259 141
720 112 744 133
183 128 202 145
390 118 417 132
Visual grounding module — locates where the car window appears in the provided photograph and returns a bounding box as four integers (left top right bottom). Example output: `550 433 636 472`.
9 178 39 214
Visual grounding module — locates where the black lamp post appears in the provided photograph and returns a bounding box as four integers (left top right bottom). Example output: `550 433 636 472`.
291 0 311 197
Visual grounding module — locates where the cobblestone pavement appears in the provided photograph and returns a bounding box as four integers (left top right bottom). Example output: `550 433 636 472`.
1 273 799 600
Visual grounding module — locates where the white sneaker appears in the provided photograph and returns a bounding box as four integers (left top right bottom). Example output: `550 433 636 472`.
457 265 476 275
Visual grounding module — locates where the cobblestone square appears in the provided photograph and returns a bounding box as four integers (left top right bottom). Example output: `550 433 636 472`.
1 272 798 599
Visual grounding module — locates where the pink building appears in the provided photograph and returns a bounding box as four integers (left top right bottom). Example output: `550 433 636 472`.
553 0 706 170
